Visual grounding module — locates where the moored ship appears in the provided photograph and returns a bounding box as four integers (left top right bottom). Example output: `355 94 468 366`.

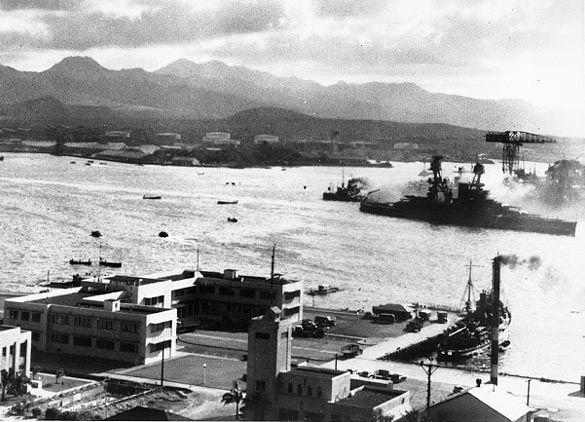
437 263 511 360
359 156 577 236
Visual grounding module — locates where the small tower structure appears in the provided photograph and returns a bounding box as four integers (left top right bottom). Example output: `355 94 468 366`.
245 306 292 420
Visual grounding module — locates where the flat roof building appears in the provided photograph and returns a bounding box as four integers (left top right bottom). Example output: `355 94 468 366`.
0 325 31 379
4 288 177 365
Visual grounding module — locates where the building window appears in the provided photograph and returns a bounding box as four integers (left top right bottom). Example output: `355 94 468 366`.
281 331 289 339
50 314 69 325
1 347 5 357
32 332 40 342
8 309 18 320
199 285 215 294
287 383 293 393
297 385 302 395
284 291 301 300
307 386 313 397
19 342 27 357
144 295 164 306
219 287 235 296
50 334 69 344
255 332 269 340
21 311 30 321
96 339 115 350
317 387 322 398
240 288 255 298
120 342 139 353
255 380 266 391
120 322 139 333
74 316 92 328
259 290 273 300
73 336 92 347
150 321 171 333
32 313 41 323
97 319 114 330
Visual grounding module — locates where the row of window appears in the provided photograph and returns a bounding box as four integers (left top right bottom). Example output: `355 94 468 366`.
48 333 139 353
1 344 26 358
47 313 140 332
143 295 164 306
196 285 279 301
8 309 41 322
287 383 323 398
149 321 172 333
149 340 171 353
172 287 196 299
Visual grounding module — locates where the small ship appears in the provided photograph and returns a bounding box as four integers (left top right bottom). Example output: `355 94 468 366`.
437 262 510 360
360 156 577 236
323 177 367 202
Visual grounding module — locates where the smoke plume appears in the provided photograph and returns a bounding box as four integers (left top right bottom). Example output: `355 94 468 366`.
499 254 541 270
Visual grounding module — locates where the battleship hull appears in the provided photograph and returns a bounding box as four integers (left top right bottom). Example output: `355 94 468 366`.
360 198 576 237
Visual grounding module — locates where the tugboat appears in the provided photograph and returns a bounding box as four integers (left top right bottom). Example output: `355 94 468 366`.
360 155 577 236
323 176 368 202
437 262 511 360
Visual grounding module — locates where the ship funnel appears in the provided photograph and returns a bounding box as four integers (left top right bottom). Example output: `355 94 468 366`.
490 256 501 386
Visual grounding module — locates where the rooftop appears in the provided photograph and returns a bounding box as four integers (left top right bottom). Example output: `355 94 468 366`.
289 366 347 379
338 387 407 409
198 270 298 287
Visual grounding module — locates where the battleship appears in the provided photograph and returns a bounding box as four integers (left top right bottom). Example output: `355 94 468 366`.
360 156 577 236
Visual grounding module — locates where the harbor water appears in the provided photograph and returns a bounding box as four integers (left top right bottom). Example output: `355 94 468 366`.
1 153 584 381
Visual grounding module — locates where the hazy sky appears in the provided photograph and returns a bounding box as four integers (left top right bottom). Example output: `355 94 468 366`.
0 0 583 110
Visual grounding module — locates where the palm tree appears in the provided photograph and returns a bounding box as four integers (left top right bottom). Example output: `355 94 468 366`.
221 381 246 420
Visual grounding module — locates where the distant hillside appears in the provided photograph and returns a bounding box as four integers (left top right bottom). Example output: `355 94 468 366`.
0 56 579 136
156 59 579 136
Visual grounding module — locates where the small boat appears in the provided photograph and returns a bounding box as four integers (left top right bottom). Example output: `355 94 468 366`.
197 172 205 176
143 195 162 200
217 200 238 205
85 162 92 166
69 259 92 266
90 230 102 238
0 156 4 161
227 217 238 223
158 231 169 238
99 259 122 268
70 161 76 164
306 284 341 296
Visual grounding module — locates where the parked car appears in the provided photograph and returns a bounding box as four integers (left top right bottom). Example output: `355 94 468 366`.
371 369 391 380
357 371 370 378
315 315 336 327
390 373 407 384
293 325 325 338
301 319 317 330
340 343 363 358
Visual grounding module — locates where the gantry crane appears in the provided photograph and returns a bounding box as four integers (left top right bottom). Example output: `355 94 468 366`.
485 131 555 174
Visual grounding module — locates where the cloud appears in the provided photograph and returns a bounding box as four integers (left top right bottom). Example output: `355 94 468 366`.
0 0 582 111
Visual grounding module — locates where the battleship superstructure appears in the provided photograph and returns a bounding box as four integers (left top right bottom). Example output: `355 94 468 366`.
359 156 576 236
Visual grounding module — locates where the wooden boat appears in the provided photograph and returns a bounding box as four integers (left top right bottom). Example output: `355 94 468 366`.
90 230 102 238
159 231 169 237
306 284 341 296
99 259 122 268
69 259 92 266
217 200 238 205
227 217 238 223
143 195 162 200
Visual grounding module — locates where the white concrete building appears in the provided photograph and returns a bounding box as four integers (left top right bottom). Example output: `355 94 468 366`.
0 325 31 378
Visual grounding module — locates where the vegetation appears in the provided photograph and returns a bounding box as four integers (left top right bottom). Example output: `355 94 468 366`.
221 380 246 420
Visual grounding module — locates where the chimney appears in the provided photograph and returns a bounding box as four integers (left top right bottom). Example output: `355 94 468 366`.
490 256 501 386
224 269 238 280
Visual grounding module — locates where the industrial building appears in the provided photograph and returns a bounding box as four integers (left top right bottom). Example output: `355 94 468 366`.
202 132 240 146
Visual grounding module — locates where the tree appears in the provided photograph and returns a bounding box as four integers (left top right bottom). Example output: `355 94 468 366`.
221 380 246 420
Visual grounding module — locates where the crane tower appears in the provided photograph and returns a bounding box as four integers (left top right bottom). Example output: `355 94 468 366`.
486 131 555 174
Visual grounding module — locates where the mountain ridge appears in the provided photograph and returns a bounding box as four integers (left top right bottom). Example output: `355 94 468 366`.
0 56 580 136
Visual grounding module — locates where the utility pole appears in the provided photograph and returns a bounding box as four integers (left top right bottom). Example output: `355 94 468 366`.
420 361 439 412
526 379 532 406
160 347 165 386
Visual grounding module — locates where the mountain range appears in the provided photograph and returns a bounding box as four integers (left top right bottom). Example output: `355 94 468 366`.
0 56 579 137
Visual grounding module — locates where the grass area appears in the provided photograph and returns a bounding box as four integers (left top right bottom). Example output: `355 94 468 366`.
31 350 132 376
37 373 93 393
122 354 247 390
